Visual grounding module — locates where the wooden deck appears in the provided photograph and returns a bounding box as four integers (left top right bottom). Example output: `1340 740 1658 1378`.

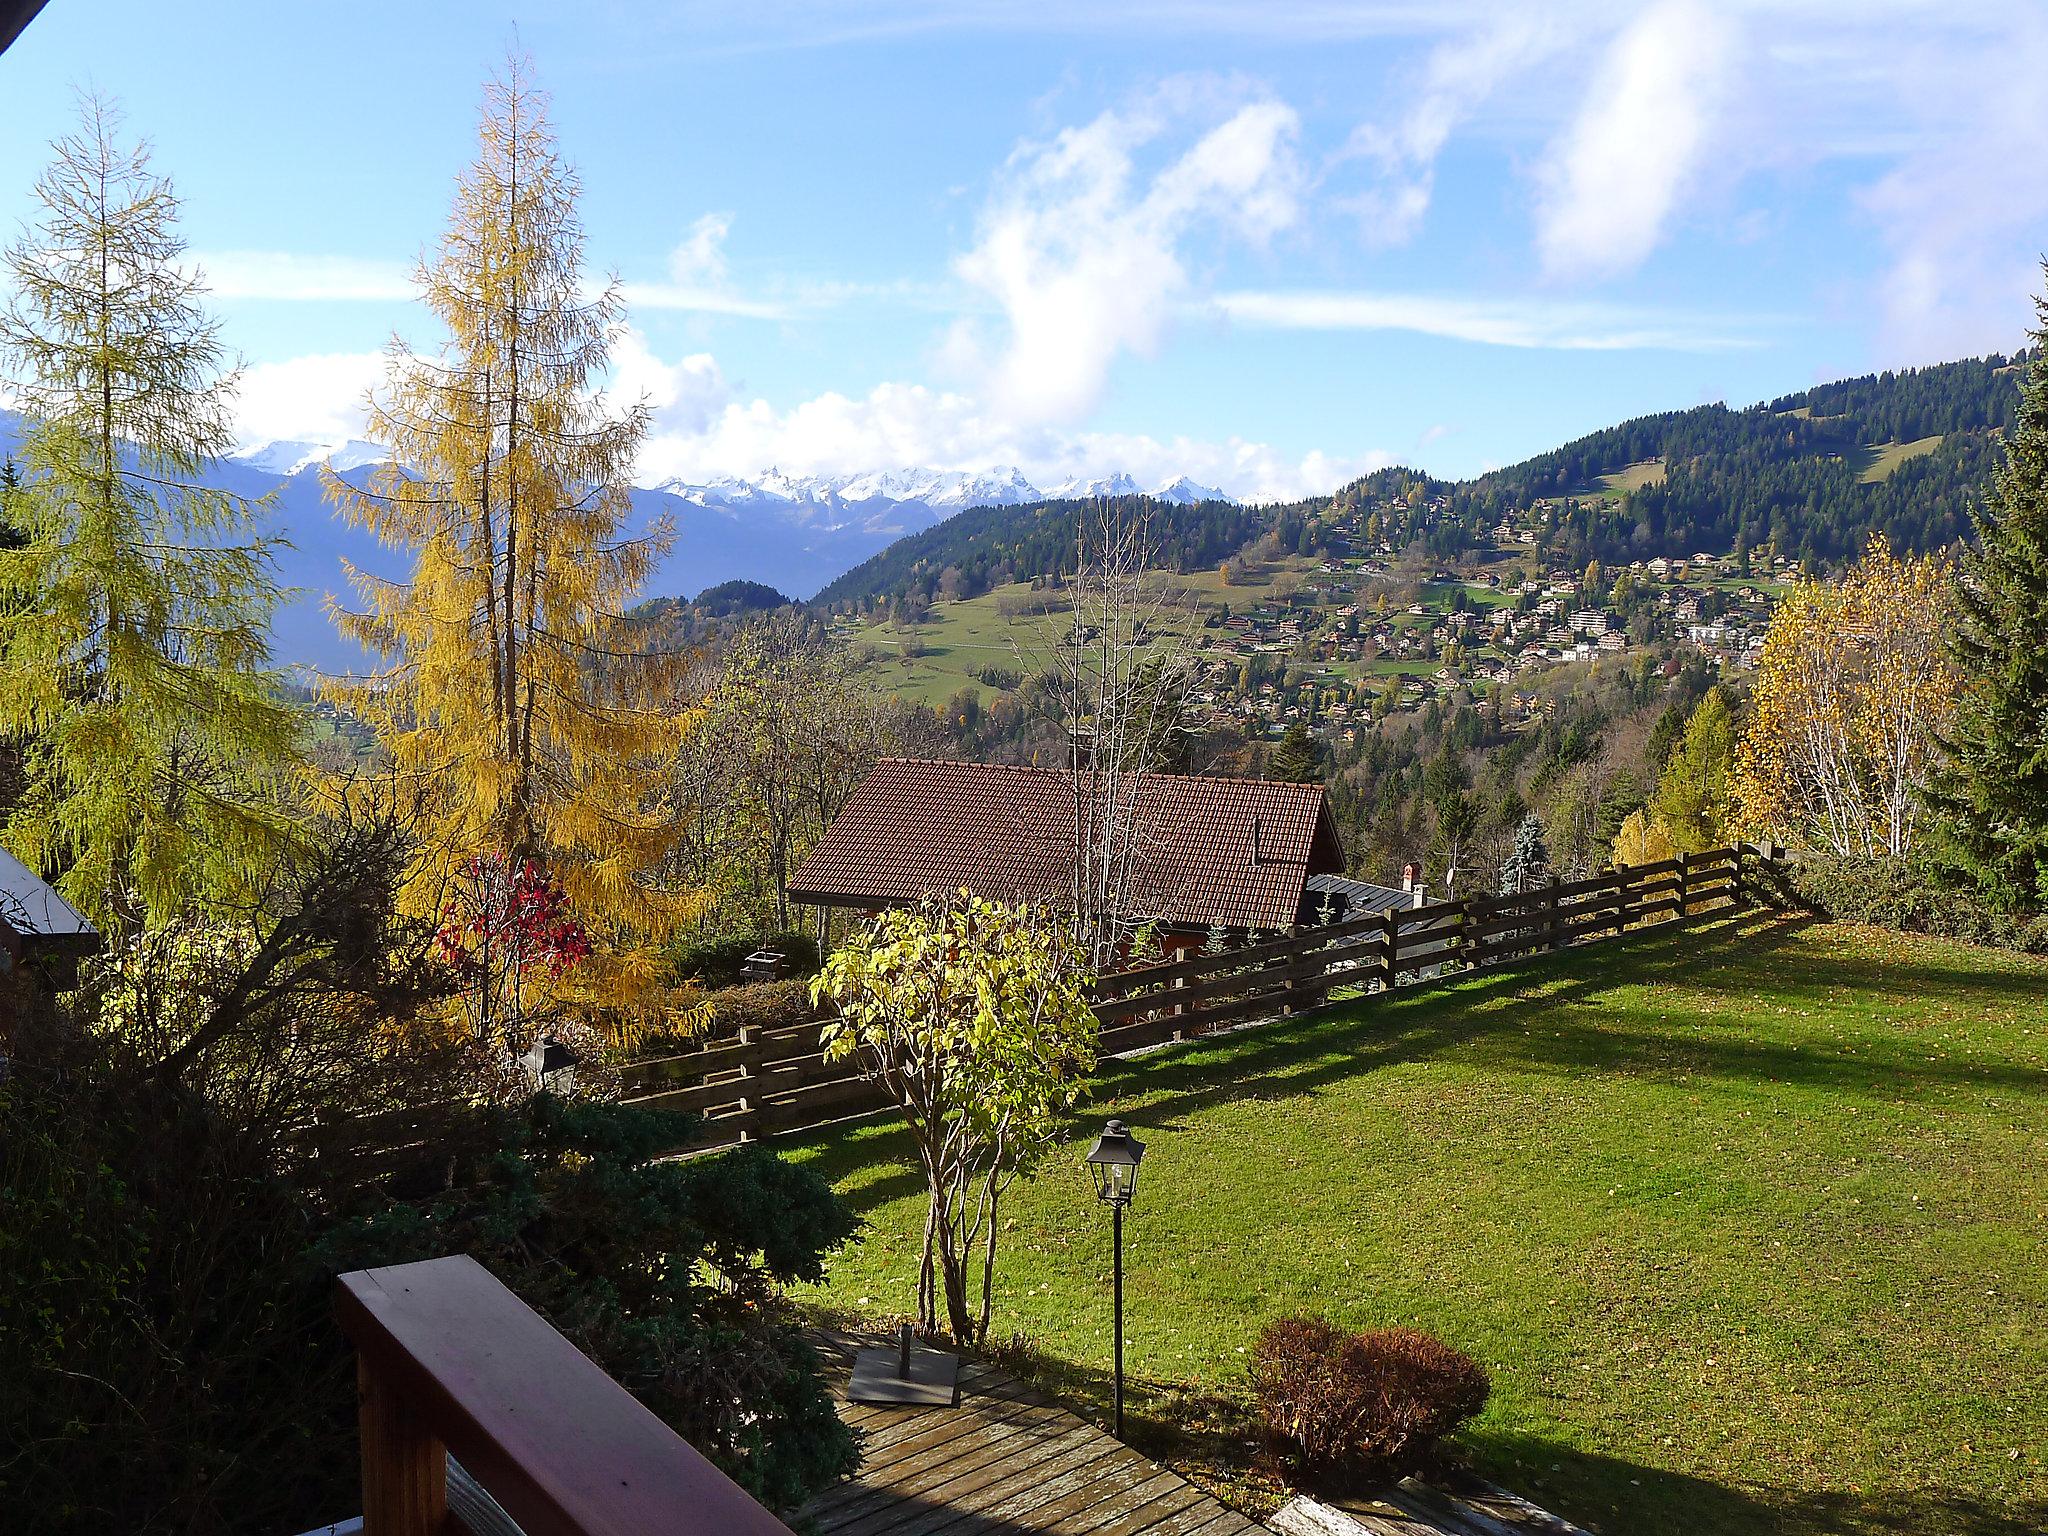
803 1332 1265 1536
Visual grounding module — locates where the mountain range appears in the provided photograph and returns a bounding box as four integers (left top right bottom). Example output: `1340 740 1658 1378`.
1 352 2019 673
0 409 1233 672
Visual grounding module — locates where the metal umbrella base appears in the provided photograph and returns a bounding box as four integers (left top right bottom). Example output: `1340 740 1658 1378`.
848 1324 961 1407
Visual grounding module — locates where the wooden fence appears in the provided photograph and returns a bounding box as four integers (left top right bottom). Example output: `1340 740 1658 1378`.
617 844 1777 1151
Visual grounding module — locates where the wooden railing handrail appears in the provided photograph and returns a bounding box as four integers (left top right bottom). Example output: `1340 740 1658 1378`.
337 1255 794 1536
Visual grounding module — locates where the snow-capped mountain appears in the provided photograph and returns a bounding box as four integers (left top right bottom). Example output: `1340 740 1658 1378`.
1153 475 1232 505
1048 470 1145 499
6 412 1241 670
653 464 1231 526
231 438 393 477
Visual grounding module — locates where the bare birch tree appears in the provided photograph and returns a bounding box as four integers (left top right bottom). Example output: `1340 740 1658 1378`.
1027 499 1200 969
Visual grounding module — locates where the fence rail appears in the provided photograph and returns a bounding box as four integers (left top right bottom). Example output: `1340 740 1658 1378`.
614 844 1773 1151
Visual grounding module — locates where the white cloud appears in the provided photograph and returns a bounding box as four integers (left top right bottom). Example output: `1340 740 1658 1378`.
1337 14 1564 245
628 353 1379 503
1212 289 1764 352
232 351 384 447
952 88 1304 427
196 251 413 303
669 212 733 287
1534 0 1737 281
1855 9 2048 361
195 245 791 319
609 329 734 437
618 212 796 318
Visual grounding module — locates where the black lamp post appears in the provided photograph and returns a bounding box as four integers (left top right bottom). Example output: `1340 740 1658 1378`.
1084 1118 1146 1440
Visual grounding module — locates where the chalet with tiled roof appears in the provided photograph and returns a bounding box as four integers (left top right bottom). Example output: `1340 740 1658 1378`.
788 758 1346 936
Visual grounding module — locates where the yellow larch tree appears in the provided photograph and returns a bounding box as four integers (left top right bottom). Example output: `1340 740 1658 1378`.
1730 536 1957 858
326 57 695 1029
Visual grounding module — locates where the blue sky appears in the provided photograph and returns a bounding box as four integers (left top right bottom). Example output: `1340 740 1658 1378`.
5 1 2048 498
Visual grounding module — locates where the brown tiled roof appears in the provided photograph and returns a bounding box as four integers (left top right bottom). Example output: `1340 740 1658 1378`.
788 758 1345 931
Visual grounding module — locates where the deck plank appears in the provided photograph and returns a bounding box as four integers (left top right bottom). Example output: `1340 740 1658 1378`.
803 1331 1259 1536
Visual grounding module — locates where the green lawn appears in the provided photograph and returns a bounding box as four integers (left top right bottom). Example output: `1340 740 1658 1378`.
787 916 2048 1536
1855 436 1945 484
1598 458 1668 495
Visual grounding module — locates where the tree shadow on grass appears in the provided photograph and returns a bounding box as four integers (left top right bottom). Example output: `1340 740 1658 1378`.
1083 912 2048 1141
1462 1430 2048 1536
789 910 2048 1221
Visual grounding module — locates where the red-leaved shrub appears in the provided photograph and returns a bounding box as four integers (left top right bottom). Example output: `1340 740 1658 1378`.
1250 1317 1490 1486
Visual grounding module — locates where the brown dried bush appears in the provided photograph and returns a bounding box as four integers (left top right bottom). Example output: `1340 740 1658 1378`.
1250 1316 1490 1486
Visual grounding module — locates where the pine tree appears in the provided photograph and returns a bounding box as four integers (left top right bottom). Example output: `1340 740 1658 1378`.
1498 812 1549 895
1928 278 2048 911
327 57 689 1022
1270 721 1321 783
0 95 300 930
0 458 24 547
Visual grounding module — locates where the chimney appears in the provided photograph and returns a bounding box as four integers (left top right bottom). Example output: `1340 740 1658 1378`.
1400 860 1419 894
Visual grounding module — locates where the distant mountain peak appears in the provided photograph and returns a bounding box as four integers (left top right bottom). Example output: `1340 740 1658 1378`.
232 438 393 477
650 464 1239 522
1153 475 1232 505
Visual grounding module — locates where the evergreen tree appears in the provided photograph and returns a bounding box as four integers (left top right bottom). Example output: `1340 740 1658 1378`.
1651 686 1735 854
0 96 300 930
1597 768 1644 844
0 457 24 547
1929 276 2048 911
326 57 687 1019
1498 811 1549 895
1270 721 1321 783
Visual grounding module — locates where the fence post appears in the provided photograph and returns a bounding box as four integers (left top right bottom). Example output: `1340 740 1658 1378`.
1381 907 1400 991
1731 842 1746 906
1547 875 1563 953
733 1024 756 1144
1676 851 1690 923
1611 866 1630 939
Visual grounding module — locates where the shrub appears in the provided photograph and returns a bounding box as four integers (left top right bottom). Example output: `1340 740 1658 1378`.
315 1096 861 1514
666 929 822 988
708 976 819 1035
1792 851 2048 953
972 662 1024 691
1250 1317 1490 1487
629 977 820 1059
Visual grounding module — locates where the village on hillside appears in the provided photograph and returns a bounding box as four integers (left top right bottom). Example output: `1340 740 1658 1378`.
847 482 1792 747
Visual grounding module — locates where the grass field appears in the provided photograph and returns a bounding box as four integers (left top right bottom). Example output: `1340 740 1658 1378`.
848 561 1506 707
1598 458 1668 494
788 916 2048 1536
1855 436 1945 484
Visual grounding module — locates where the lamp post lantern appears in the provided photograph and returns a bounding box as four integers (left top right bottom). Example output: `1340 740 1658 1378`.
1084 1118 1146 1440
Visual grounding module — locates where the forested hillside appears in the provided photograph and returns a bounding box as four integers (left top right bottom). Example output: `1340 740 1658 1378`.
820 354 2022 613
1436 352 2022 568
814 495 1297 612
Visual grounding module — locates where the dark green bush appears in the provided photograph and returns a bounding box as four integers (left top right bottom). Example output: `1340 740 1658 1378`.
1791 851 2048 953
2 1017 859 1533
314 1095 861 1514
666 928 821 988
1 1027 357 1535
1250 1316 1490 1487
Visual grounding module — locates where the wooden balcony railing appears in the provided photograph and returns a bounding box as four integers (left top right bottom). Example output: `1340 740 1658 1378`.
336 1255 794 1536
